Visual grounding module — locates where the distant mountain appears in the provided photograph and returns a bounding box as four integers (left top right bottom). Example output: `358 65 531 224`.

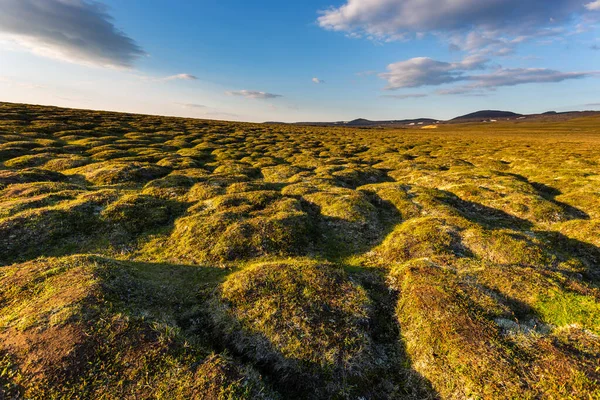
286 117 438 127
451 110 523 121
268 109 600 127
346 118 373 126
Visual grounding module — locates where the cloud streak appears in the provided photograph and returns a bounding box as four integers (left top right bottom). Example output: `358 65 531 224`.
0 0 144 68
379 56 596 94
467 68 592 89
381 93 428 99
177 103 206 109
312 77 325 84
164 74 198 81
226 90 283 99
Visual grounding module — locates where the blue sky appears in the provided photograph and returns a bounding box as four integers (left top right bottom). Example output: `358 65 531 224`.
1 0 599 122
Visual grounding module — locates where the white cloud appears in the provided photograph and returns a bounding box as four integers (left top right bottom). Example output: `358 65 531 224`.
135 73 199 83
586 1 600 10
177 103 206 109
381 93 428 99
436 87 488 96
318 0 590 51
467 68 593 89
164 74 198 81
312 77 325 84
226 90 283 99
379 56 487 89
379 55 596 94
0 0 144 68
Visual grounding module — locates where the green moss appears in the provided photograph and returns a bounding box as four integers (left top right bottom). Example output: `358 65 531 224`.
0 191 117 263
0 192 81 218
142 174 196 199
68 161 171 185
0 181 84 199
0 168 68 189
390 260 525 398
0 255 276 399
90 149 133 160
101 194 181 234
42 155 91 171
463 228 552 266
536 290 600 334
213 162 261 178
358 182 420 220
261 165 301 183
155 195 313 265
212 259 374 397
4 153 55 168
187 181 227 201
303 188 376 224
156 155 199 169
369 217 463 265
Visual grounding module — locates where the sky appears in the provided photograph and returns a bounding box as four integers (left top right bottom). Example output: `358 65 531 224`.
0 0 599 122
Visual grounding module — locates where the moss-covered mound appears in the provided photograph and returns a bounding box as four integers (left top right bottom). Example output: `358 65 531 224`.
389 257 600 399
210 259 377 398
0 168 68 189
371 217 464 264
0 196 109 264
141 174 197 199
68 161 171 185
101 194 182 234
0 255 277 400
152 192 315 264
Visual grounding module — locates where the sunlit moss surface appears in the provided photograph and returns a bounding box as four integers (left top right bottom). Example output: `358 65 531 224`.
1 102 599 399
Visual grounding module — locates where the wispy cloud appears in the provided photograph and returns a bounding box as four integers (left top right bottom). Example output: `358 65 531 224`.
164 74 198 81
379 55 596 95
441 68 595 95
466 68 593 90
585 0 600 10
312 77 325 84
226 90 283 99
436 87 489 96
0 0 144 68
176 102 206 109
381 93 428 99
135 73 199 83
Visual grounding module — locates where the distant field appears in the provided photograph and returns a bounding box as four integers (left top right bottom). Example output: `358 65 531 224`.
1 102 599 399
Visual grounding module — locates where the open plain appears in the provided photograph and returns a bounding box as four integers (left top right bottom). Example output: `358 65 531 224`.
1 102 599 399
